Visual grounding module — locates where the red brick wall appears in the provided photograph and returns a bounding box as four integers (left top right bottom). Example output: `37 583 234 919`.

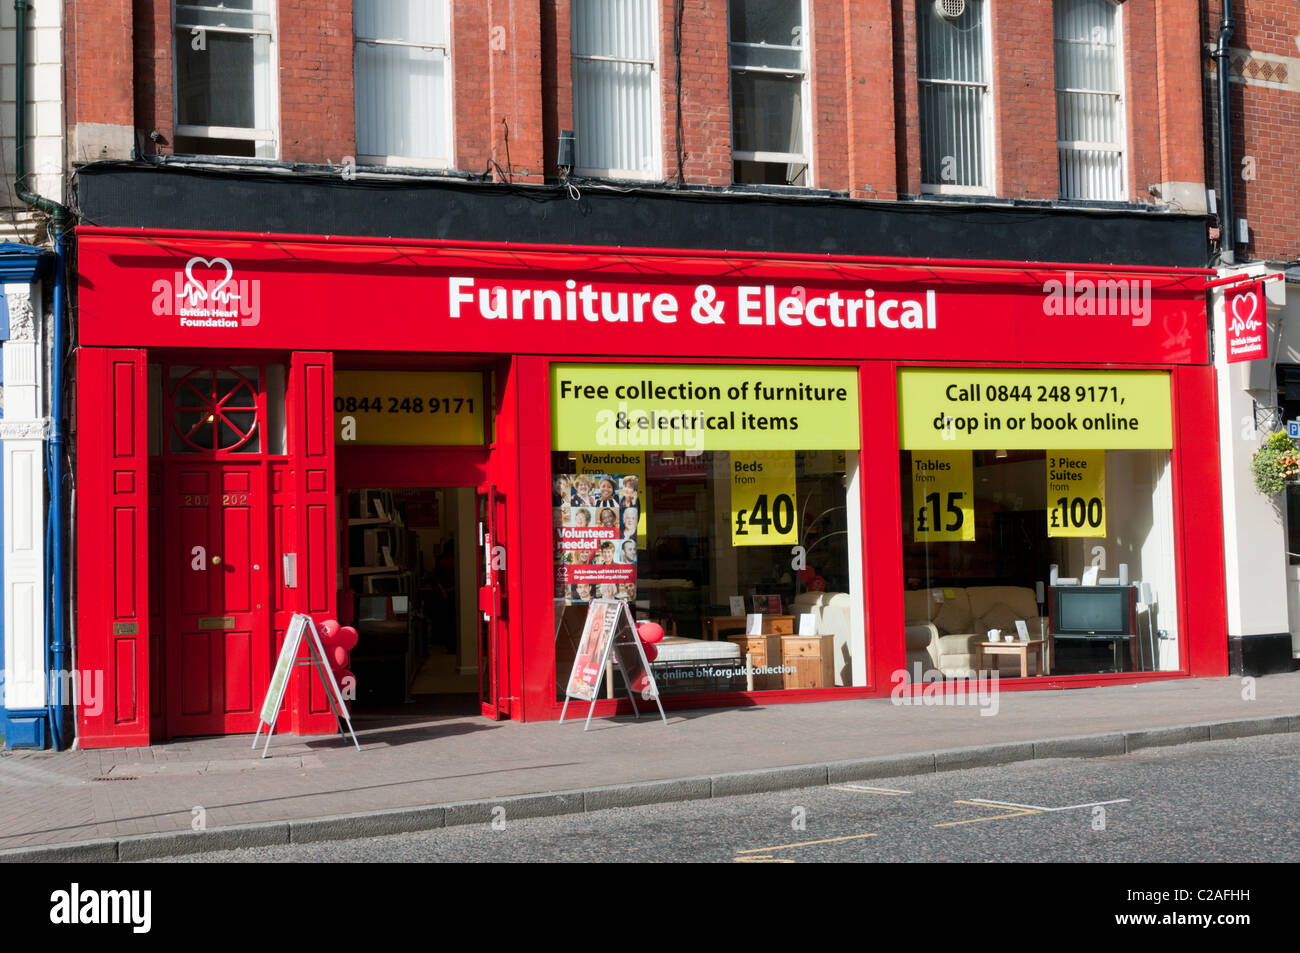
992 1 1058 198
278 1 355 162
66 0 134 131
1204 0 1300 262
131 0 172 149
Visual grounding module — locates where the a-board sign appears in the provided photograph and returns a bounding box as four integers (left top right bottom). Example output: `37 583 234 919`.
560 599 667 729
254 613 360 757
260 615 308 727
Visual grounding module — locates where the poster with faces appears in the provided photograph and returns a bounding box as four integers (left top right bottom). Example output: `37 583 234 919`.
555 472 639 604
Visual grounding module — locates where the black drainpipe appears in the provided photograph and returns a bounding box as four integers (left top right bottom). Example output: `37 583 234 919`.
1214 0 1236 264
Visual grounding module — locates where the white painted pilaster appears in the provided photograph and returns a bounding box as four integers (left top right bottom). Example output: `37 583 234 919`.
1 281 46 709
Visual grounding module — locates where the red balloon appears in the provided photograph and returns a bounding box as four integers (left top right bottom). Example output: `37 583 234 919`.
797 567 817 583
809 576 827 592
319 619 341 646
642 643 658 663
636 622 665 644
336 626 359 651
329 645 350 670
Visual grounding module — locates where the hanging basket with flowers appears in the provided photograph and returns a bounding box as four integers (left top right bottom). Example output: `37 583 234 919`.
1250 430 1300 496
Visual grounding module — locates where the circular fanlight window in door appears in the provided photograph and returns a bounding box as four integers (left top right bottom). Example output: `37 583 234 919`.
169 366 262 453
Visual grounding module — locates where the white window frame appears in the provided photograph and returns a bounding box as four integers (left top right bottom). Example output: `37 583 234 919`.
917 0 995 197
172 0 280 159
1053 0 1127 201
570 0 663 181
353 1 455 170
728 0 814 187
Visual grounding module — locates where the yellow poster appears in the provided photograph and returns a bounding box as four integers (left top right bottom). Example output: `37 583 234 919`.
898 368 1172 450
731 451 798 546
576 451 646 546
1047 450 1106 538
335 371 485 445
551 364 859 451
909 450 975 542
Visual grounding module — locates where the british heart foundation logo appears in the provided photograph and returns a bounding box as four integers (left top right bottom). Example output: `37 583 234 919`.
151 255 261 328
1225 281 1266 364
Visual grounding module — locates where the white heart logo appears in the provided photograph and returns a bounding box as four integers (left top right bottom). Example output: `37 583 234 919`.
184 256 235 301
1231 289 1258 325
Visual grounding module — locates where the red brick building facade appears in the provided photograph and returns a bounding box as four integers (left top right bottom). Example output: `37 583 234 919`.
68 1 1208 208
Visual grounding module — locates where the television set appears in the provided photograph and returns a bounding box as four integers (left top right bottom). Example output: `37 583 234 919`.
1054 586 1132 637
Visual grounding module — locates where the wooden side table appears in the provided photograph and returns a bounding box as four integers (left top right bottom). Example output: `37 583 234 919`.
974 639 1046 678
780 634 834 689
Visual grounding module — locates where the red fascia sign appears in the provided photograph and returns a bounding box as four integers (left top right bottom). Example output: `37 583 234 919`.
1224 280 1268 364
75 228 1210 365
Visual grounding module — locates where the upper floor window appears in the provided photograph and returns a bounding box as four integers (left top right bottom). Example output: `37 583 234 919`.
174 0 277 158
571 0 660 180
917 0 991 194
1054 0 1125 201
729 0 810 186
354 0 452 167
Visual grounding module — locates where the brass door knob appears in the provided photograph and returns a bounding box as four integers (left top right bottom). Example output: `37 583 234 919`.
212 556 223 566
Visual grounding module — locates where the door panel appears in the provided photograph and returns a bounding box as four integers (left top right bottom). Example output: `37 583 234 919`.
166 462 270 735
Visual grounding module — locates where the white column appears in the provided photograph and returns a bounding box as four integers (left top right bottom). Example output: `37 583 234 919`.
2 281 47 711
1213 269 1289 643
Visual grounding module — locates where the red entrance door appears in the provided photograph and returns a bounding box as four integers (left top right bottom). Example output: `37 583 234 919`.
162 365 274 737
165 464 271 735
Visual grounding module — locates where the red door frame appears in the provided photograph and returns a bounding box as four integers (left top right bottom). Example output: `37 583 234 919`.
76 348 151 747
159 362 275 738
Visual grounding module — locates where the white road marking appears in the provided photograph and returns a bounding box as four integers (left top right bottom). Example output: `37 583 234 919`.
967 797 1130 813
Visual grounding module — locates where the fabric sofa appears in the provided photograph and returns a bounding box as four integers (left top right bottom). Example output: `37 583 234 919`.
903 586 1048 678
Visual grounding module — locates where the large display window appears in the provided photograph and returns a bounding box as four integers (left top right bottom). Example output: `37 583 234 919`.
898 368 1180 680
550 364 865 696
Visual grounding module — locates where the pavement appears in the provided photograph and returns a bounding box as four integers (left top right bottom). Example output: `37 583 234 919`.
1 670 1297 862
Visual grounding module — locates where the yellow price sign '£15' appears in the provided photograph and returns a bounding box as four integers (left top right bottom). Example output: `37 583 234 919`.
910 451 975 542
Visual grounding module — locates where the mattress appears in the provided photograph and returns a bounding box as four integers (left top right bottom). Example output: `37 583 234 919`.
653 636 742 663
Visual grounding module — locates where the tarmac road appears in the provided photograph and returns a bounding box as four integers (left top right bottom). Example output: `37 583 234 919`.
152 732 1299 863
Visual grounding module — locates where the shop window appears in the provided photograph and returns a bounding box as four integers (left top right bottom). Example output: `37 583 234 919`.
551 364 864 699
167 365 262 454
1276 365 1300 565
916 0 992 194
1054 0 1125 201
353 0 452 168
571 0 661 180
729 0 810 187
173 0 278 159
898 368 1180 682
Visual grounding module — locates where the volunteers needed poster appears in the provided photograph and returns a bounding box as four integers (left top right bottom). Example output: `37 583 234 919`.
555 453 642 605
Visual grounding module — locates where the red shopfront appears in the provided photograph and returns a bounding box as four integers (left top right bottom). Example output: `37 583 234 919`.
72 227 1228 747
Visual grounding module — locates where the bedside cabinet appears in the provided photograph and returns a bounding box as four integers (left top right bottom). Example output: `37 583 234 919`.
726 633 783 690
780 635 834 689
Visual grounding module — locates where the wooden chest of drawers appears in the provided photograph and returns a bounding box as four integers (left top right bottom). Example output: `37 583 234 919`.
780 635 834 690
726 633 784 691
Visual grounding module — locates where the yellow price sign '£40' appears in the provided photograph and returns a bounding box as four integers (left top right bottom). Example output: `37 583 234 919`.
731 451 798 546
